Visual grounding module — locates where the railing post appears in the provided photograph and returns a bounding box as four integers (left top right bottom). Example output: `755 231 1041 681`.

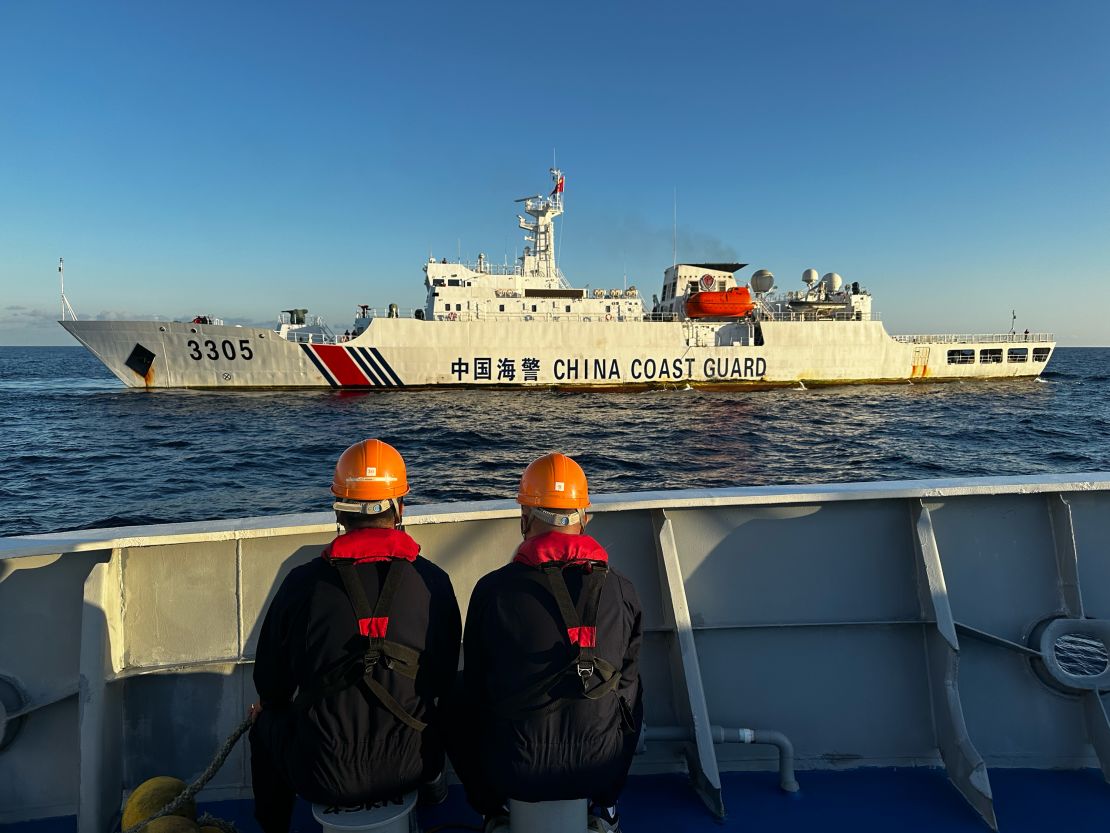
911 501 997 830
651 509 724 818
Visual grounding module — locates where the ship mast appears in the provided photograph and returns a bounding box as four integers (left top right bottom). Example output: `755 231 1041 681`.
517 168 569 288
59 258 78 321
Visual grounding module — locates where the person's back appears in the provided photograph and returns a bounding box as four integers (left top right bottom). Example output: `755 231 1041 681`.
255 531 458 801
450 453 643 833
466 532 642 801
251 439 461 833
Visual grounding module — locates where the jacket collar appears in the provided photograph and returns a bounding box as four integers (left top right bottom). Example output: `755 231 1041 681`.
323 527 420 563
513 531 609 568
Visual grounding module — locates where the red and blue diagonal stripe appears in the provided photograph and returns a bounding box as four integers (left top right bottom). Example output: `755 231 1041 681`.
300 344 404 388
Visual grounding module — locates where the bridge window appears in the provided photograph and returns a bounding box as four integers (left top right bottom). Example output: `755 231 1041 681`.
1033 348 1051 362
1007 348 1028 363
979 348 1003 364
447 279 462 286
947 349 975 365
455 304 462 311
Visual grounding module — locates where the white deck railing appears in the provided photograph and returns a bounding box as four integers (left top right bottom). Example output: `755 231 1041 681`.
892 332 1054 344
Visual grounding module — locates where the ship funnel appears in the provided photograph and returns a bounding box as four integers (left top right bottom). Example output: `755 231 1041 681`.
802 269 819 286
751 269 774 294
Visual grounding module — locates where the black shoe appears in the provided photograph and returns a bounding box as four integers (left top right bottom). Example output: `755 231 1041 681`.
588 804 622 833
482 810 510 833
418 770 448 806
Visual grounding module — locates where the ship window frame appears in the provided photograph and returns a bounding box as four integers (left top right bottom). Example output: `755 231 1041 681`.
947 349 975 365
1033 347 1051 362
499 304 505 312
455 304 462 312
1007 348 1028 363
565 305 571 313
979 348 1003 364
531 304 537 313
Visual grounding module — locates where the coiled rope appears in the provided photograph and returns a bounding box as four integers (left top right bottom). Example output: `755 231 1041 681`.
122 715 253 833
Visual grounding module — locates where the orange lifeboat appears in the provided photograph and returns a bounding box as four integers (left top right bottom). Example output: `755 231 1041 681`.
685 286 754 319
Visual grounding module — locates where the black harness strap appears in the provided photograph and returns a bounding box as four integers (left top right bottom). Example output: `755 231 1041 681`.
493 562 621 719
292 559 427 732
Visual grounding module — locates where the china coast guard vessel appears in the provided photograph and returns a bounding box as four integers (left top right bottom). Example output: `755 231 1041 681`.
60 169 1055 389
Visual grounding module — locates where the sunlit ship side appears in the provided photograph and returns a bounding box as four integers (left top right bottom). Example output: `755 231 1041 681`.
60 169 1055 390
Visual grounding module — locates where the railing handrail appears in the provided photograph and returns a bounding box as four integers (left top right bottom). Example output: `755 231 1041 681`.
757 311 880 322
892 333 1054 344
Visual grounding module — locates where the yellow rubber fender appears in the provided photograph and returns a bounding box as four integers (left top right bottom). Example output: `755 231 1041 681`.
142 818 199 832
122 776 197 829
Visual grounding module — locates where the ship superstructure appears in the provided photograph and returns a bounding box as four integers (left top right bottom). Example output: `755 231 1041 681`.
59 168 1056 389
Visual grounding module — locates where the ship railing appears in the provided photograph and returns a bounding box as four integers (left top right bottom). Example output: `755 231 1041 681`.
432 311 643 323
464 262 522 276
356 308 423 320
756 310 881 322
892 332 1055 345
283 331 342 345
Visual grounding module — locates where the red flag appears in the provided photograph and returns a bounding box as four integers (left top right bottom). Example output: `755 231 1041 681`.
552 174 565 195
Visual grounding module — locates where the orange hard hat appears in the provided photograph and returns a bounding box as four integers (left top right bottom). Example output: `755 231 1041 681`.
517 452 589 511
331 439 410 505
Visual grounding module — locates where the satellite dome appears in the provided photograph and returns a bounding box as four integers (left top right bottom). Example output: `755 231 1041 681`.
750 269 774 294
822 272 843 292
802 269 819 285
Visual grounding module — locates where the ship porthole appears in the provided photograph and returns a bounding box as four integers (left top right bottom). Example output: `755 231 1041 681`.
190 327 198 333
159 326 166 332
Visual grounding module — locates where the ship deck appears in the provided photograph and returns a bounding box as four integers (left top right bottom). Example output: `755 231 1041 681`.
4 473 1110 832
7 768 1110 832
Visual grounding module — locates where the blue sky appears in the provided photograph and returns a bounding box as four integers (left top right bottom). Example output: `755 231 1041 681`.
1 1 1107 345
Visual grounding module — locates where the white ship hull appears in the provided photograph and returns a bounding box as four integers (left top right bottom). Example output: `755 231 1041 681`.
60 317 1055 390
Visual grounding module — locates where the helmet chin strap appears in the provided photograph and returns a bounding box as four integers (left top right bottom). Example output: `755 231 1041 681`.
527 506 583 528
333 497 397 515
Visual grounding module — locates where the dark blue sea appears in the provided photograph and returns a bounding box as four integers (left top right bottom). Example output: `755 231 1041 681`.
1 346 1107 538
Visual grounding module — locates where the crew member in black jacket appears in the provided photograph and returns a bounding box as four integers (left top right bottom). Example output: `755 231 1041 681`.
450 452 643 833
249 439 461 833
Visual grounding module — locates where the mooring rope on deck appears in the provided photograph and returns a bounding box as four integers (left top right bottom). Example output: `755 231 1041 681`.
122 715 253 833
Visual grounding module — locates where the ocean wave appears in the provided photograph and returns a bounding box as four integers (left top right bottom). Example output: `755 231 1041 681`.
1 346 1108 537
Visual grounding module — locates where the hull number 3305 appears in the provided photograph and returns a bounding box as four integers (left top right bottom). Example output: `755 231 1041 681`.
187 338 254 361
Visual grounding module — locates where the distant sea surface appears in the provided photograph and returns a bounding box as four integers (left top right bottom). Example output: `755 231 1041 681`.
1 346 1107 538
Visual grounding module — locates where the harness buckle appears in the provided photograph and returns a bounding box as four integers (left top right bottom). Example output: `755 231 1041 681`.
364 647 382 672
576 661 595 681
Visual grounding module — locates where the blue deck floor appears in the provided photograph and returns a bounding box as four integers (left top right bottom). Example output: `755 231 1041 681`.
6 769 1110 832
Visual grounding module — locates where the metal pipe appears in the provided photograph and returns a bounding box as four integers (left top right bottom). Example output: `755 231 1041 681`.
643 724 799 793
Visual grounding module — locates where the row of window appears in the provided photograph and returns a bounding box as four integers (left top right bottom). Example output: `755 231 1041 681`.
947 347 1050 365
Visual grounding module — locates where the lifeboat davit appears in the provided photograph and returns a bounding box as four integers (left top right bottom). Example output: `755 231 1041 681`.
684 286 754 319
